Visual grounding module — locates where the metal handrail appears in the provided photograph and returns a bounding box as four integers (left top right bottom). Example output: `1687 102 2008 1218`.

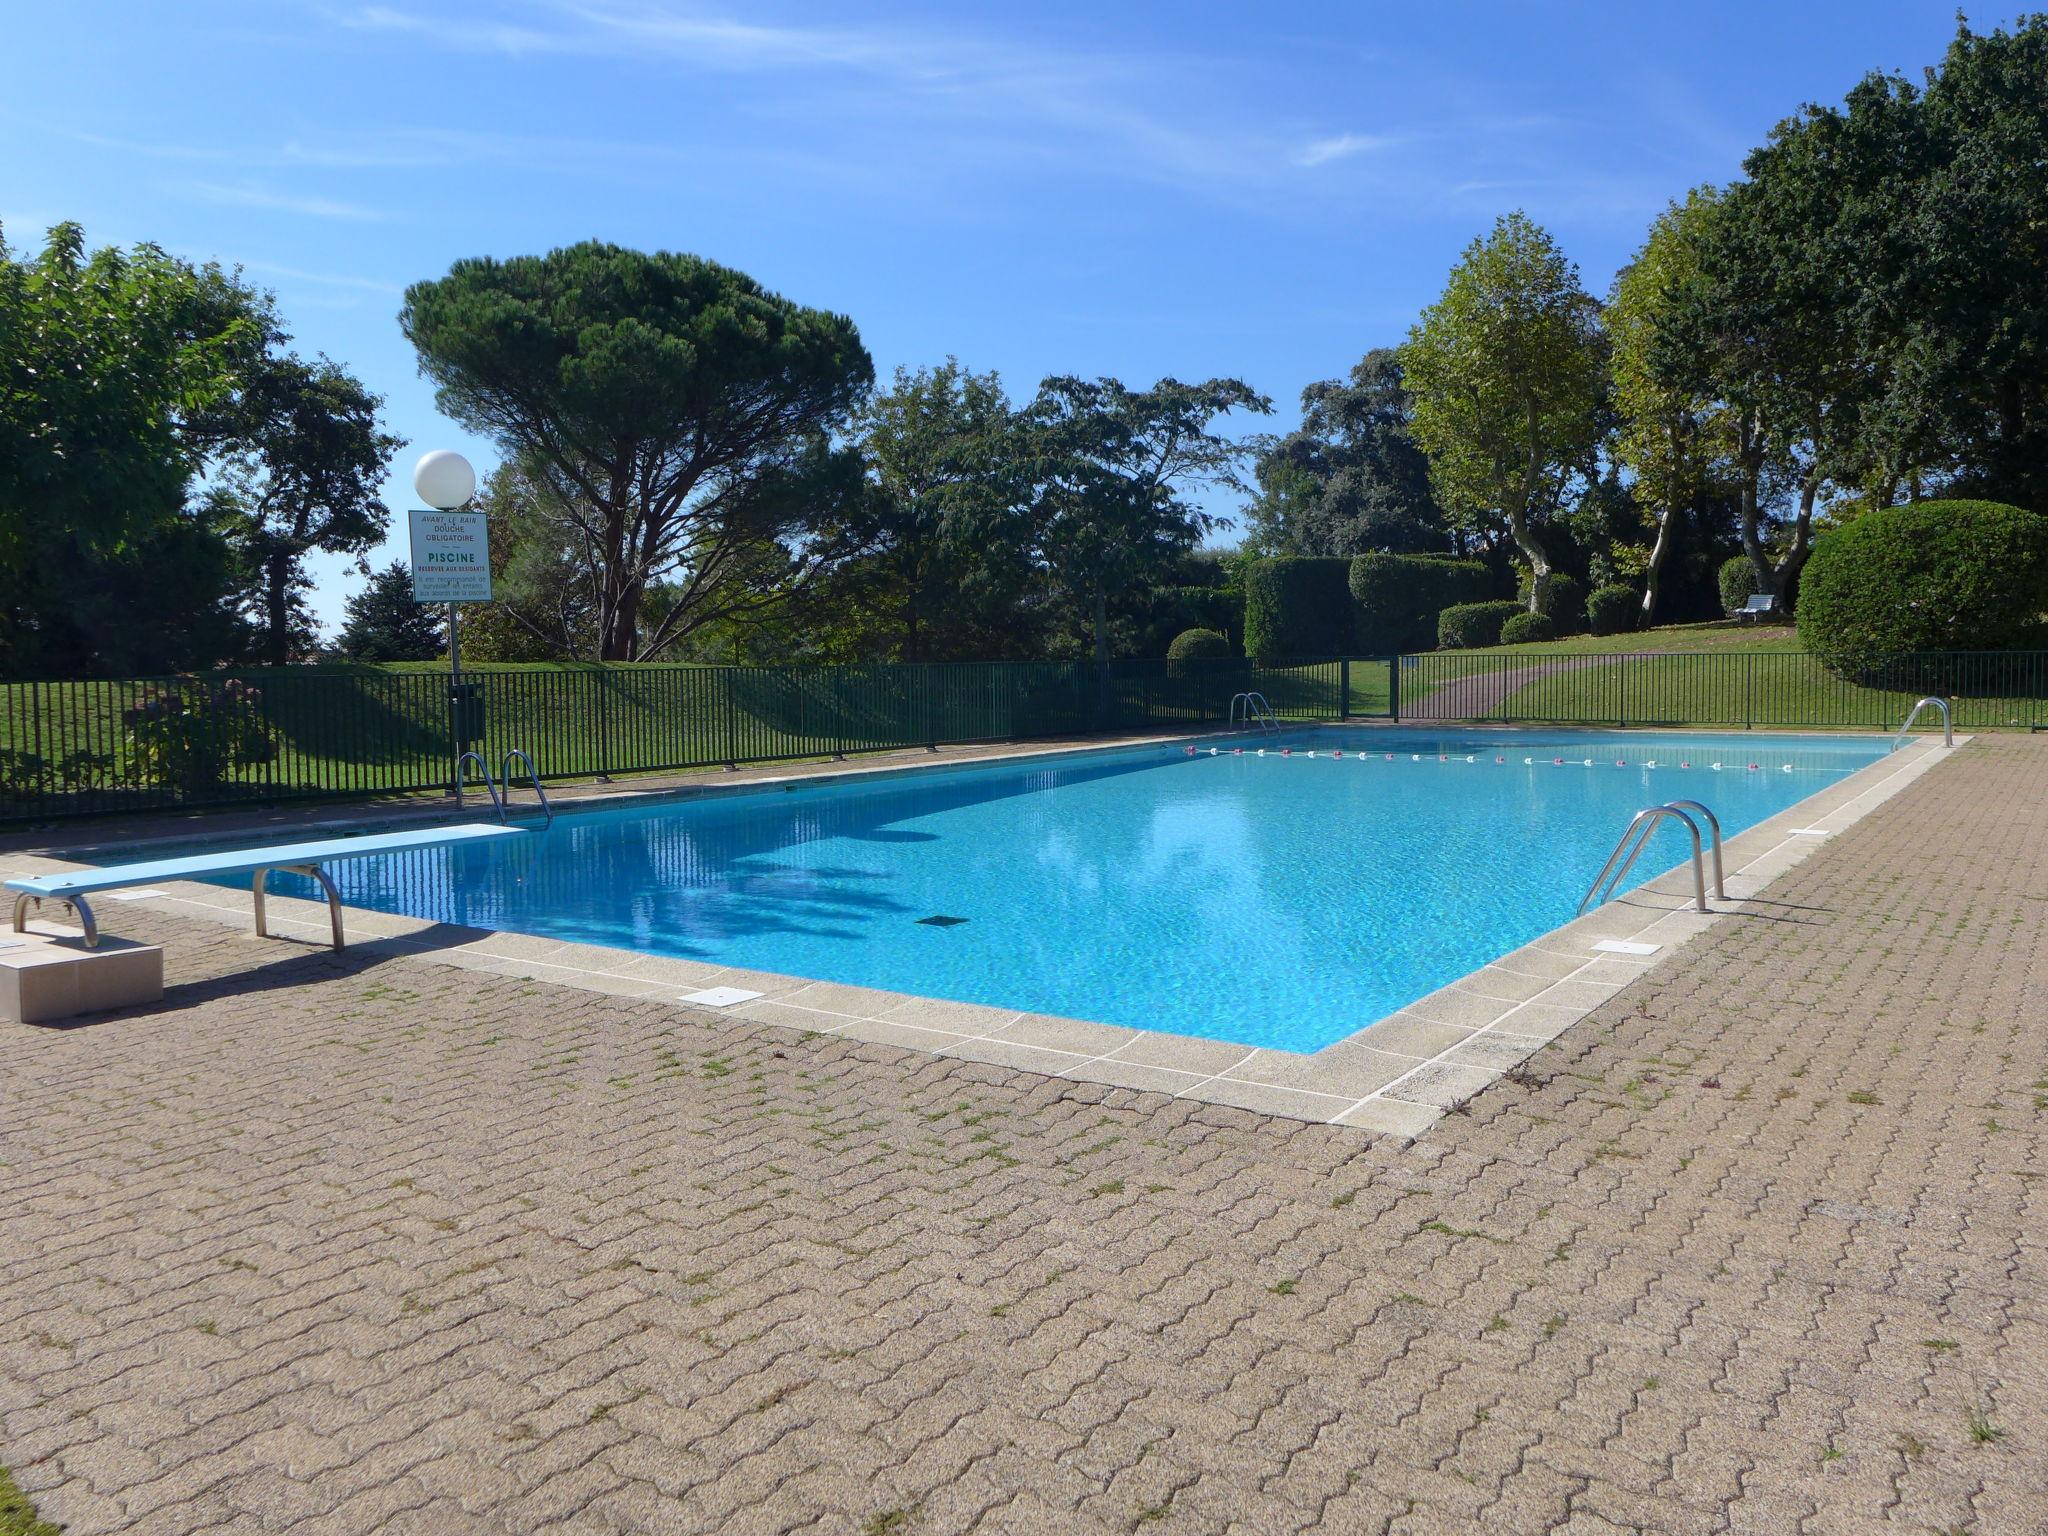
1578 805 1711 915
499 748 554 825
1228 691 1280 732
454 750 504 819
1658 799 1725 901
1892 695 1953 750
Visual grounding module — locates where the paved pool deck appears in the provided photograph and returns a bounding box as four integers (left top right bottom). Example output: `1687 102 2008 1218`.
0 732 2043 1533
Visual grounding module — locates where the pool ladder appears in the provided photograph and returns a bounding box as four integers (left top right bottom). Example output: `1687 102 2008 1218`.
1891 696 1953 750
454 748 554 824
1579 800 1725 916
1229 691 1280 733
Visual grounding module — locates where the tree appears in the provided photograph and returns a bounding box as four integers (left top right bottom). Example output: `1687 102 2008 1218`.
0 221 265 675
1022 376 1271 663
846 360 1035 661
401 242 875 661
1909 17 2048 510
1608 188 1724 623
1247 349 1448 556
208 354 402 663
453 461 602 661
333 561 445 662
1402 212 1606 612
1661 77 1929 604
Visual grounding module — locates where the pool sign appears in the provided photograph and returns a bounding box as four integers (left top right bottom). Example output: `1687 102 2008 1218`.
408 510 492 602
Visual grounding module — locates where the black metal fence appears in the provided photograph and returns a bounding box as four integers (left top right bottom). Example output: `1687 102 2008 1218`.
0 657 1387 821
4 648 2041 823
1396 648 2048 731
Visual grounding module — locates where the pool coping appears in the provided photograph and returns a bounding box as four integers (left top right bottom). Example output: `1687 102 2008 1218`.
3 725 1966 1139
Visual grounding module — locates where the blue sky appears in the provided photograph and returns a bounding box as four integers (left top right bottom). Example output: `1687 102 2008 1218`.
2 1 1994 634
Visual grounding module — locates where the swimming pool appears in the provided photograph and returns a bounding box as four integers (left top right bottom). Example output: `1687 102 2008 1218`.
228 727 1892 1053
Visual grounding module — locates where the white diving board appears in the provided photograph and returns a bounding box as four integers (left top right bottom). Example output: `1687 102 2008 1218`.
7 823 525 950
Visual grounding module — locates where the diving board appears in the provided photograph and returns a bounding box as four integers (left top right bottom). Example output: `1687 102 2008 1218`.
6 823 525 950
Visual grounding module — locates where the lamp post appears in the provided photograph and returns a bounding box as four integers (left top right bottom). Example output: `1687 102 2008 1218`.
411 450 480 799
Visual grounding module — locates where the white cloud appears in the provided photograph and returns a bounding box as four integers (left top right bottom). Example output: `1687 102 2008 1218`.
1295 132 1397 168
184 181 389 221
232 260 406 293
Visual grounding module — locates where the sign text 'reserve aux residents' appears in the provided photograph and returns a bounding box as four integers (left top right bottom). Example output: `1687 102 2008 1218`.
407 510 492 603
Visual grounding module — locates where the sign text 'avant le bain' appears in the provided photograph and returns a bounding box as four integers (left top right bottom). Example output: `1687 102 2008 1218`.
407 510 492 603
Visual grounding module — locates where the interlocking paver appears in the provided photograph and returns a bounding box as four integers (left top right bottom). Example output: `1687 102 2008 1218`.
2 735 2044 1533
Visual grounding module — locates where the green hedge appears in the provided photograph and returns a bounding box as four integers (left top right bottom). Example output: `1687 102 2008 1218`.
1500 611 1556 645
1437 600 1523 650
1166 627 1230 677
1799 499 2048 676
1144 585 1240 654
1518 571 1587 635
1243 558 1355 660
1350 554 1491 652
1586 584 1638 636
1719 554 1765 616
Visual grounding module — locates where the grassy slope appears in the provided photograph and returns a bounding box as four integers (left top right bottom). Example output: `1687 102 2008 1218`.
1408 621 2044 730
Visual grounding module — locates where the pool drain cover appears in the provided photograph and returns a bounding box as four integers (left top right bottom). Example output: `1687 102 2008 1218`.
917 914 969 927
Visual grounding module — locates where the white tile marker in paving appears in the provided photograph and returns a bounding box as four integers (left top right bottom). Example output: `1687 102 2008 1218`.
680 986 766 1008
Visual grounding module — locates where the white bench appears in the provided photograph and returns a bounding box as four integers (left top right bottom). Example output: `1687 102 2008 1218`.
6 823 526 950
1739 593 1780 621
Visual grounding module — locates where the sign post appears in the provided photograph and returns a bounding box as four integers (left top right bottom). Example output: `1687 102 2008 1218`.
408 508 492 801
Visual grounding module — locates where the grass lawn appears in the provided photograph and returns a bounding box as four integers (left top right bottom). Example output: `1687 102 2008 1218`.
1403 621 2047 730
0 1465 58 1536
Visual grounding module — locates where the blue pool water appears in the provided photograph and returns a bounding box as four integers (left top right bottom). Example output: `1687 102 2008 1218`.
230 728 1888 1052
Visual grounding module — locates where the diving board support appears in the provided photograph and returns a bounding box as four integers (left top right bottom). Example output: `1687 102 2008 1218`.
252 864 346 950
11 893 99 949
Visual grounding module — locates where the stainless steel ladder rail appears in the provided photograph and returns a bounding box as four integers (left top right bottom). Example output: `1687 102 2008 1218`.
1658 799 1725 901
1228 691 1280 733
499 748 554 824
454 750 504 819
1892 695 1953 750
1578 805 1711 915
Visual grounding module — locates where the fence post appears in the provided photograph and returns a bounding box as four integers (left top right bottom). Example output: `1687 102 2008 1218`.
1340 658 1351 720
1388 656 1400 722
724 669 739 769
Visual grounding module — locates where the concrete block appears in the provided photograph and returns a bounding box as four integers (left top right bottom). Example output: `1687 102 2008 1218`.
0 932 164 1024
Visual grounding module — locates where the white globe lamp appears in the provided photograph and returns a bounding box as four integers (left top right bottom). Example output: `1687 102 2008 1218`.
413 449 476 511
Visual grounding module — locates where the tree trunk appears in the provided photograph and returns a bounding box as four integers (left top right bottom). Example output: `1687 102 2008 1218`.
1640 503 1677 626
1771 473 1820 603
1514 400 1551 612
1091 590 1109 666
1639 422 1683 626
263 555 292 666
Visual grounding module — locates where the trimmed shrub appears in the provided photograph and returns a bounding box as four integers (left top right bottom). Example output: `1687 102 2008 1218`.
1144 586 1238 655
1437 600 1523 650
1499 611 1556 646
1243 557 1354 660
1166 627 1231 677
1798 499 2048 676
1586 584 1639 637
1517 570 1586 634
1718 554 1765 617
1350 554 1491 652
